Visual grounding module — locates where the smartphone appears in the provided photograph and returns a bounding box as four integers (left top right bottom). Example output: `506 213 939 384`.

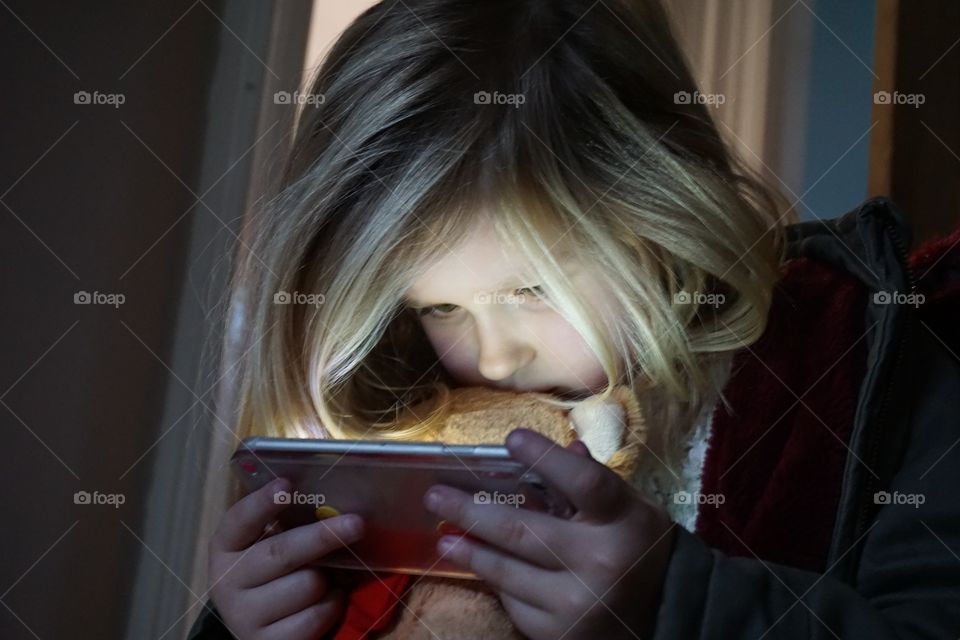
231 437 574 579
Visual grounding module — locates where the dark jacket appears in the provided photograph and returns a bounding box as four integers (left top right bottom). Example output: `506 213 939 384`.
188 196 960 639
651 196 960 639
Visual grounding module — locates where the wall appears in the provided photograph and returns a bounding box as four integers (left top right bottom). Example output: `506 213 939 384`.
0 1 221 638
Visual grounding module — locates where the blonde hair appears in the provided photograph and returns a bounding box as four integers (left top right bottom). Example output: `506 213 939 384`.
222 0 796 470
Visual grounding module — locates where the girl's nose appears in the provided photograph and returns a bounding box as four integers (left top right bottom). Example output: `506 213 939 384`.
475 324 535 383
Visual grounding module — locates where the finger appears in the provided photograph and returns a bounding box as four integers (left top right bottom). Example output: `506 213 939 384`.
506 428 627 520
263 519 285 538
244 567 329 625
241 514 364 587
214 477 294 552
438 534 561 612
425 485 573 570
566 438 592 458
498 591 557 639
259 589 345 640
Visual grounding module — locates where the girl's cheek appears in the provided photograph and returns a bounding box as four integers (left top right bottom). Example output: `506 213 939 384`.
423 327 476 380
537 315 609 387
539 312 591 353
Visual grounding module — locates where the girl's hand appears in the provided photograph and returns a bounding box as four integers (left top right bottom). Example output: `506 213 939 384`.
207 477 365 640
423 429 677 640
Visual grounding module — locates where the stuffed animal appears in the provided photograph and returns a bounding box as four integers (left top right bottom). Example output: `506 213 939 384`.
372 384 648 639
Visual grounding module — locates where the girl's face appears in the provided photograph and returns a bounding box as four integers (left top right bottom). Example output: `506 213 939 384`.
403 217 620 399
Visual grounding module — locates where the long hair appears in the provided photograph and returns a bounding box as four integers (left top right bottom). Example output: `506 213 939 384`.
223 0 795 471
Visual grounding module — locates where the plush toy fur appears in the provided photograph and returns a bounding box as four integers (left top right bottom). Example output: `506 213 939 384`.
374 385 647 639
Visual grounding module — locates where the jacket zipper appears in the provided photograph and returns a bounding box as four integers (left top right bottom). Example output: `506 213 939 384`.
849 217 919 549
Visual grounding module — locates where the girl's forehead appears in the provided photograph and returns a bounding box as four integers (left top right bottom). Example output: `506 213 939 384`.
445 217 522 263
404 253 579 306
439 214 574 264
405 245 536 304
404 217 576 302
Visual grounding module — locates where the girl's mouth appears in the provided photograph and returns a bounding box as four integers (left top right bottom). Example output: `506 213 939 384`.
541 387 589 400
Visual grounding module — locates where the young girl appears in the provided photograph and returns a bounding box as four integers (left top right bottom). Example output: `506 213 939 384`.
189 0 960 638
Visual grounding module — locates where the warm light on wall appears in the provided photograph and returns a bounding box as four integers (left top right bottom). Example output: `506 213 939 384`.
302 0 381 91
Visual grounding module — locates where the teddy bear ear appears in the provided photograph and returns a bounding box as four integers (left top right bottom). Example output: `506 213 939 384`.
567 384 647 467
568 396 627 464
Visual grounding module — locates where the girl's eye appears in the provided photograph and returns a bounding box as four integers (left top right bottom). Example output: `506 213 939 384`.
515 285 547 301
415 303 459 318
414 286 547 319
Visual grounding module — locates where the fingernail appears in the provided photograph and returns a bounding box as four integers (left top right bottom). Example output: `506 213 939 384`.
506 429 528 448
438 536 458 555
342 515 363 538
425 485 456 511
